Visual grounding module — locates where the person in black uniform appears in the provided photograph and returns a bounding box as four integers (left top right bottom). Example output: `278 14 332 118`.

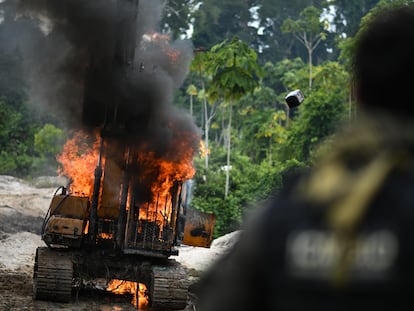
195 4 414 311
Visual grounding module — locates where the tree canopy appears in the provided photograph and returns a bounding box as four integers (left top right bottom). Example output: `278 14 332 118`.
0 0 393 237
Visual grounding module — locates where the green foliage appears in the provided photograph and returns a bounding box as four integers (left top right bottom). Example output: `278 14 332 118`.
32 123 66 176
186 84 198 96
0 48 27 107
329 0 380 37
281 6 328 37
281 6 329 88
256 0 327 62
191 148 286 237
339 1 411 88
190 0 379 65
340 0 414 68
0 45 65 177
206 37 264 103
186 31 352 237
337 37 355 69
34 124 65 158
191 142 310 237
208 67 258 103
263 57 306 96
0 151 32 176
282 62 349 162
359 0 414 31
0 101 34 176
236 87 288 163
162 0 194 39
256 110 288 146
0 1 387 239
191 0 256 50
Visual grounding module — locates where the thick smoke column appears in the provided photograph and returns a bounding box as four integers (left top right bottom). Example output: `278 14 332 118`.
0 0 199 154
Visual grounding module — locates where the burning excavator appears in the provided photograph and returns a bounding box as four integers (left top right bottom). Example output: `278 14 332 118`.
34 131 214 309
32 0 214 309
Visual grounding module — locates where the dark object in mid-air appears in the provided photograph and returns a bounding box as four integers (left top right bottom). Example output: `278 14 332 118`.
285 89 304 108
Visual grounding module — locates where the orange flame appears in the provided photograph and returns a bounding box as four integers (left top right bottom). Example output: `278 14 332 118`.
165 48 180 63
57 130 101 196
142 31 181 63
57 127 198 224
99 232 113 240
135 132 196 224
107 279 148 309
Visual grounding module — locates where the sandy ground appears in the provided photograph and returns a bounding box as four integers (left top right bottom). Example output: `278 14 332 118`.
0 175 239 311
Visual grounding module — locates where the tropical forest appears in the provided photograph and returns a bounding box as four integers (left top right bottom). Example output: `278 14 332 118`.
0 0 408 237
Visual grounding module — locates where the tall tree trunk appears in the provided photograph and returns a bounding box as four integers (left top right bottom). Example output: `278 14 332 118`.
190 94 193 116
225 103 232 199
202 80 209 170
308 48 313 90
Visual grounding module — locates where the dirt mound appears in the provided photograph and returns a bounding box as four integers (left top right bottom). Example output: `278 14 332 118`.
177 231 241 275
0 232 44 273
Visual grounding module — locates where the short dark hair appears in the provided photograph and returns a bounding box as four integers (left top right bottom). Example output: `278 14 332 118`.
354 5 414 116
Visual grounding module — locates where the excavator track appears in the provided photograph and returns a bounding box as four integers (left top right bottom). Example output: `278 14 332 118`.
33 247 73 302
150 260 189 310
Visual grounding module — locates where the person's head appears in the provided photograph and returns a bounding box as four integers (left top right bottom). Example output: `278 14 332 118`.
353 5 414 117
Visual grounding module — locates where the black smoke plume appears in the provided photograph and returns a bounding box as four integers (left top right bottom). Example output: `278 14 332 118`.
0 0 199 155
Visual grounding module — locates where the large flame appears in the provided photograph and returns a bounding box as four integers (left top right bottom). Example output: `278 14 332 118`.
135 130 196 220
107 279 148 309
57 127 198 222
57 128 197 307
57 130 102 196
